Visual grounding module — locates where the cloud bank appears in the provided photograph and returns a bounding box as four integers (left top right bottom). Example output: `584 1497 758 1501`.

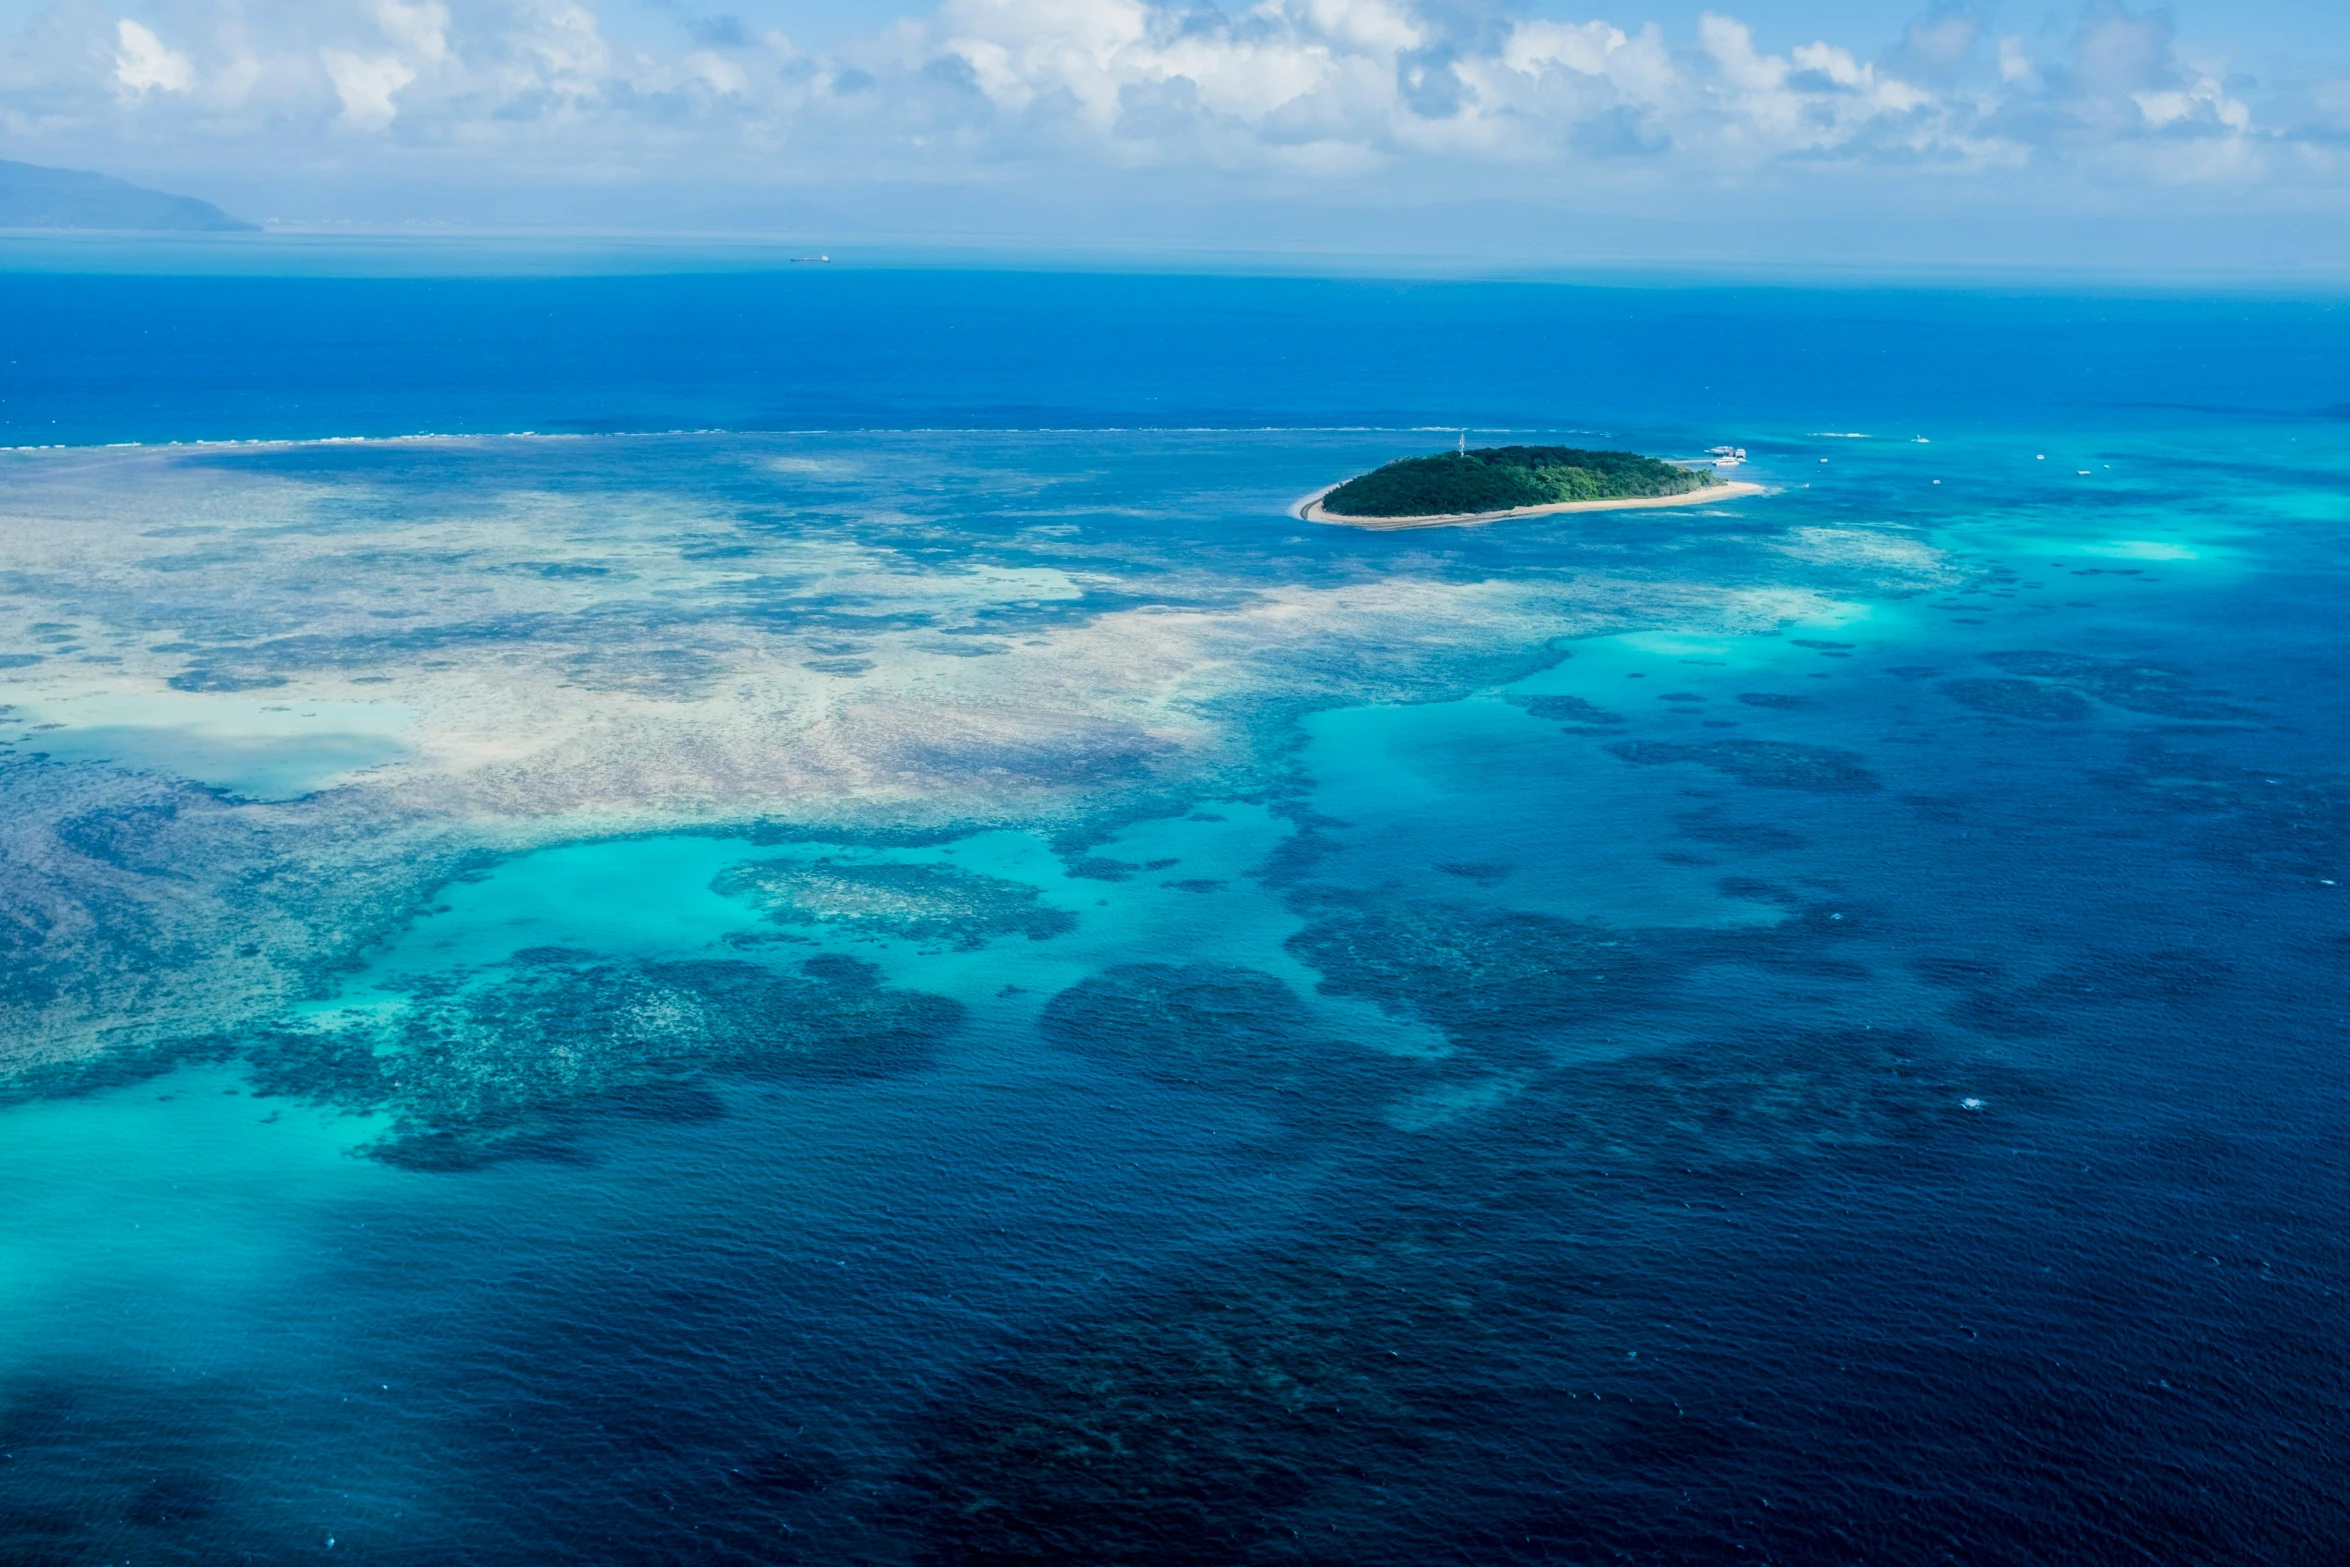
1 0 2345 232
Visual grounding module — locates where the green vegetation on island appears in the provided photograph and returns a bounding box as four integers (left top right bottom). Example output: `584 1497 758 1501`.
1319 444 1720 519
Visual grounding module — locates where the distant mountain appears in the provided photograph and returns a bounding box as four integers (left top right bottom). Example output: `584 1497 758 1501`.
0 160 255 232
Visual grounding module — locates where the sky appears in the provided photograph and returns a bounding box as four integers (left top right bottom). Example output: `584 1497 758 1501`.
2 0 2347 264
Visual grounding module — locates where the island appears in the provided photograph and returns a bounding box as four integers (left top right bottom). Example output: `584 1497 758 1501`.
1302 444 1763 529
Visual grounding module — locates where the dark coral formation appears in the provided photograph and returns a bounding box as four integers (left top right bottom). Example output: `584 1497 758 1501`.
0 758 452 1075
1980 651 2253 721
1285 903 1664 1067
1604 739 1879 791
900 1233 1460 1565
1040 963 1375 1100
2095 742 2350 879
713 858 1076 948
246 951 963 1168
897 1019 2015 1566
1672 807 1807 852
1940 677 2093 721
1508 693 1623 725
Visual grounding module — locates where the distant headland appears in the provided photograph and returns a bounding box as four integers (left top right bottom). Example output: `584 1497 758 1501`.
0 160 255 233
1303 444 1762 529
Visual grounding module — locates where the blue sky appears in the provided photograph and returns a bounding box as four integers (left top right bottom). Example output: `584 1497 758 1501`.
2 0 2346 261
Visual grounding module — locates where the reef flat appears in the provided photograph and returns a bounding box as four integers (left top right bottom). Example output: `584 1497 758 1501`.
0 430 1891 1079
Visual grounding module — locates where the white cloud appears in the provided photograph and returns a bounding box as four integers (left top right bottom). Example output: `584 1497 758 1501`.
2134 78 2247 134
314 1 452 127
114 19 194 95
0 0 2329 209
1997 36 2034 87
1504 20 1630 79
323 48 417 129
376 0 453 65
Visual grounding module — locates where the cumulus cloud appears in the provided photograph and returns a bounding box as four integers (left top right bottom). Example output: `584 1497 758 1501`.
113 19 194 95
0 0 2338 208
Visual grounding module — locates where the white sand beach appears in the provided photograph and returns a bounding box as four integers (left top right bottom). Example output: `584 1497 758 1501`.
1300 480 1768 530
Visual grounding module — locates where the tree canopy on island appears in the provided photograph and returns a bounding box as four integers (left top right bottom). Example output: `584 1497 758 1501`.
1320 445 1719 519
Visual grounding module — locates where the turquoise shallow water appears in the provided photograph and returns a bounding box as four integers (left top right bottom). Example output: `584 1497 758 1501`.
1 267 2347 1563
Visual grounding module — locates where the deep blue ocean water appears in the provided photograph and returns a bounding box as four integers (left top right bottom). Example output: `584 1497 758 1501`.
1 251 2346 1564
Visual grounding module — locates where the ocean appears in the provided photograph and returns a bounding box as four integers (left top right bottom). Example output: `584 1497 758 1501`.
0 251 2344 1564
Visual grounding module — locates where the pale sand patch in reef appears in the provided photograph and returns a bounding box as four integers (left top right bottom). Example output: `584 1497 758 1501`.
1770 525 1957 580
1300 481 1768 530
